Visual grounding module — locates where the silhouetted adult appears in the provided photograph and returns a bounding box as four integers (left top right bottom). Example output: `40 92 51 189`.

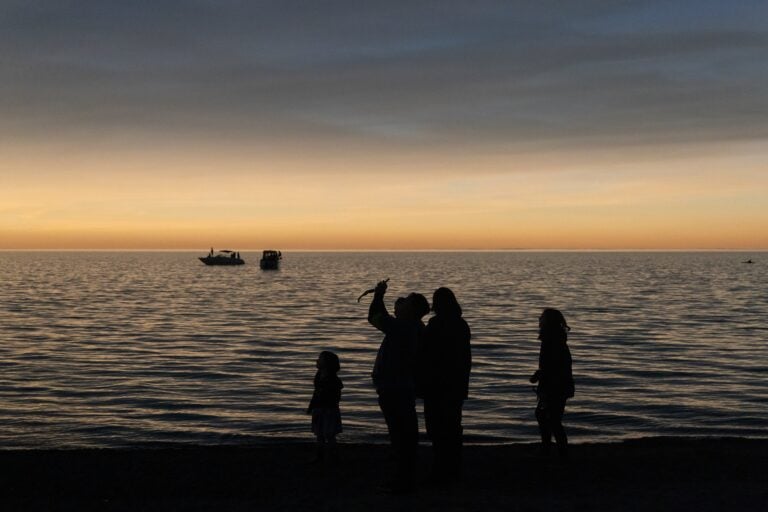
368 280 430 493
418 287 471 482
530 308 574 458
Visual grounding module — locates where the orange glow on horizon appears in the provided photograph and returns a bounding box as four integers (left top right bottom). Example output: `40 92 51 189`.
2 140 767 250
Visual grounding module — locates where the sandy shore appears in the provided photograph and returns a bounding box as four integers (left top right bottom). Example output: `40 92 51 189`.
1 438 766 511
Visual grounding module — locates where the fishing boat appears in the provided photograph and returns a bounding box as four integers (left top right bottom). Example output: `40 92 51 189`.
199 249 244 266
259 250 282 270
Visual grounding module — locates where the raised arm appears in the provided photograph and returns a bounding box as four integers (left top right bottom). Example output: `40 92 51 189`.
368 280 394 333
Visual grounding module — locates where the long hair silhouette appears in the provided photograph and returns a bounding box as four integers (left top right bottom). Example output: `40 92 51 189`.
431 287 462 317
538 308 569 342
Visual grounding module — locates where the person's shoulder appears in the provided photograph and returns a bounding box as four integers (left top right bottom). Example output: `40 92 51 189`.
395 316 422 331
425 314 465 332
370 309 396 331
460 316 471 335
447 314 470 330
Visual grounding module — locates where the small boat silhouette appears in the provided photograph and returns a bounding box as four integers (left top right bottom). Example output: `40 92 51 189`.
260 250 282 270
743 259 754 264
199 249 244 266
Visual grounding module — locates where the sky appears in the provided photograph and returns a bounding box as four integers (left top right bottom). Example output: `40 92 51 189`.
1 1 767 250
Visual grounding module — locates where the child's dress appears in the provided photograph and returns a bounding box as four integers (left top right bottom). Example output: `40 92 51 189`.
309 373 343 437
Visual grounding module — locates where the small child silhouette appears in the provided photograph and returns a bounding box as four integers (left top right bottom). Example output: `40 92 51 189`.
307 351 343 463
530 308 574 459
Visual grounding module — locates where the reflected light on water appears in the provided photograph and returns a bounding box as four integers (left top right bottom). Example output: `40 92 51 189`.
0 251 766 448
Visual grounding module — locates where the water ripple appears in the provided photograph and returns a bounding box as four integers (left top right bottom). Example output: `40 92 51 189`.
0 251 766 448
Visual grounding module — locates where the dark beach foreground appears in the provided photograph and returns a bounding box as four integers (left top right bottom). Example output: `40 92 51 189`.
1 438 766 511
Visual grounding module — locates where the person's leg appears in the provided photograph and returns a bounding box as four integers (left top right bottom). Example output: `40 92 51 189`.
325 434 338 463
379 393 409 488
425 398 463 481
445 400 464 478
550 399 568 458
432 398 454 479
398 394 418 488
423 398 436 442
424 398 445 478
379 392 417 490
313 435 326 463
535 401 552 454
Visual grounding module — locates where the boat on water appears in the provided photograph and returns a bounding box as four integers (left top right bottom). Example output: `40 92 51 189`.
260 250 282 270
199 249 244 266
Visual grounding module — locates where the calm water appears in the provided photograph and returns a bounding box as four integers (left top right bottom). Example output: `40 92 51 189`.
0 251 766 448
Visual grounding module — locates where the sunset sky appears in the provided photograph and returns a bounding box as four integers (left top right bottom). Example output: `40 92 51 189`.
2 1 767 250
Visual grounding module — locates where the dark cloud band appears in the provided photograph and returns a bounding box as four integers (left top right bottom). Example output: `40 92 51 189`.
1 1 766 151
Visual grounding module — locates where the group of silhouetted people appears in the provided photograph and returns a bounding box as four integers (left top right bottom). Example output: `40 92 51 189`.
306 280 574 494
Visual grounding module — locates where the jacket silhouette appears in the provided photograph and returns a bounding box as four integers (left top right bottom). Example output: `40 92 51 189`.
370 296 423 394
418 313 471 400
308 373 343 411
535 332 574 400
417 287 471 482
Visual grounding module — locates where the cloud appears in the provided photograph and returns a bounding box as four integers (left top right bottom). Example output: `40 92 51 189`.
1 1 766 152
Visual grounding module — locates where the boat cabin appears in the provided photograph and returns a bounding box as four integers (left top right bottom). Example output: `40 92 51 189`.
260 250 282 270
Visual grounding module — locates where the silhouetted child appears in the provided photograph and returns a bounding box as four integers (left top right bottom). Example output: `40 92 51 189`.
307 351 343 463
530 308 574 459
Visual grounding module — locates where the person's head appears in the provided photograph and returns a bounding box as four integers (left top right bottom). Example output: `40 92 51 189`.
316 351 340 374
538 308 570 342
404 292 430 321
394 297 407 318
431 287 462 317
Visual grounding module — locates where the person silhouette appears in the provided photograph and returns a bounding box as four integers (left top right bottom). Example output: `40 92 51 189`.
418 287 471 482
530 308 574 459
307 351 343 464
368 280 429 493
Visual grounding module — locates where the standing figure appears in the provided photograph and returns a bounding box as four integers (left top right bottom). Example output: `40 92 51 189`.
307 351 343 463
418 287 471 482
530 308 574 459
368 280 429 493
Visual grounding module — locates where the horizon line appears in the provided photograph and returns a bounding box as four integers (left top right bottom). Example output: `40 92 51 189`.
1 248 766 253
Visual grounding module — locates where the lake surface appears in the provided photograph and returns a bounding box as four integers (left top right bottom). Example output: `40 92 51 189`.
0 251 766 448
